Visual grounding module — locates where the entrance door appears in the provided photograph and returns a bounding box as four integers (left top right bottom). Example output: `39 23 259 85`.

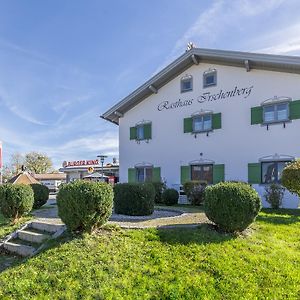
191 164 213 184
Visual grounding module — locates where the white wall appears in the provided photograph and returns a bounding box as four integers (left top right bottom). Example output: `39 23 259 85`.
119 63 300 208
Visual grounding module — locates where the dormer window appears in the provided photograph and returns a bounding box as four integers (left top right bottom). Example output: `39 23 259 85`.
180 74 193 93
203 69 217 88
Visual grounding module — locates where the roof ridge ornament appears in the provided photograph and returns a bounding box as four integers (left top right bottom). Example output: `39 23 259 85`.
186 42 196 52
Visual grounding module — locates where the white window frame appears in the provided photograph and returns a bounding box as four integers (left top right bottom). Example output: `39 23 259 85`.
136 166 153 183
203 69 217 88
192 113 212 133
263 102 289 124
180 75 193 93
136 125 145 140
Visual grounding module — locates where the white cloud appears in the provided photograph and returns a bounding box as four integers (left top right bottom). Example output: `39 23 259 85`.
252 23 300 55
155 0 293 72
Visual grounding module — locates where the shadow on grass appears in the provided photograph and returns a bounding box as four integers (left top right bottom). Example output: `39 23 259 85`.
157 223 236 245
257 208 300 225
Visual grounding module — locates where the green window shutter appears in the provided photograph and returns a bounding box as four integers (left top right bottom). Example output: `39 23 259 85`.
180 165 190 184
248 163 261 184
152 167 161 182
184 117 193 133
212 113 222 130
251 106 263 125
130 127 137 140
213 164 225 184
128 168 136 183
289 100 300 120
144 123 152 139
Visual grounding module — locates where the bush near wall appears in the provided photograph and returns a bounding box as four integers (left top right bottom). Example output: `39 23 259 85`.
30 184 49 209
151 181 166 204
57 181 113 233
162 188 179 206
282 160 300 197
183 181 207 206
114 183 155 216
264 183 285 209
205 182 261 232
0 184 34 222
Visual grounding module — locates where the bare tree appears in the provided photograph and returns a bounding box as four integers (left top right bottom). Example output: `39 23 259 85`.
25 152 53 174
1 165 14 182
10 153 25 175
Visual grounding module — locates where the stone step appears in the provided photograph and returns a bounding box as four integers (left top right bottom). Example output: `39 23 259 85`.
17 230 49 244
30 221 64 234
3 241 36 257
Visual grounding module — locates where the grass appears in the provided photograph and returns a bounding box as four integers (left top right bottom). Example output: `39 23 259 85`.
155 204 204 213
0 209 299 299
0 213 32 239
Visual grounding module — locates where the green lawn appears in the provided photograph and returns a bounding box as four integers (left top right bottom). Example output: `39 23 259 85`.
0 213 32 239
0 209 299 299
155 204 204 213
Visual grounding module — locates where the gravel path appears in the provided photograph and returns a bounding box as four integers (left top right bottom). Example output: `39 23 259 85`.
32 196 208 229
32 195 64 225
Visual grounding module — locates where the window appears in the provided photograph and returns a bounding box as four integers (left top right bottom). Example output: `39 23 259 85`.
136 167 153 182
193 114 212 132
191 164 213 184
136 125 144 140
263 102 289 123
181 75 193 93
261 160 291 184
130 122 152 141
203 69 217 88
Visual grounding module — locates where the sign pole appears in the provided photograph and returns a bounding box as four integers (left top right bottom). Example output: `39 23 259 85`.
97 155 108 182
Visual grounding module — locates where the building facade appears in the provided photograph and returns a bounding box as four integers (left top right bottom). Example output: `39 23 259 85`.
34 173 66 193
102 48 300 208
59 159 119 184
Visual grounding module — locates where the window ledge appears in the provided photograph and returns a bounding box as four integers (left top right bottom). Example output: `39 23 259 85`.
262 119 291 126
181 89 193 93
203 83 216 89
192 129 213 134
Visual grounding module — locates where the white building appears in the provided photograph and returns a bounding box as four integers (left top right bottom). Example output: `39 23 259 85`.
59 159 119 183
34 173 66 193
102 48 300 208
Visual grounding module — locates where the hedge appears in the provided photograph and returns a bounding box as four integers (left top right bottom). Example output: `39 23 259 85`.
183 181 207 205
57 181 113 232
114 183 155 216
151 181 166 204
162 188 179 206
282 160 300 197
30 184 49 209
0 184 34 221
204 182 261 232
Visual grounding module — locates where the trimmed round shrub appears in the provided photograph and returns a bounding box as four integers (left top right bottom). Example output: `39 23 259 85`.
0 184 34 221
114 183 155 216
57 181 113 232
30 184 49 209
282 160 300 197
162 188 179 206
183 181 207 206
151 181 166 204
204 182 261 232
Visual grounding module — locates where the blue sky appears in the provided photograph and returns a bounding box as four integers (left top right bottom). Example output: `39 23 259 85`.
1 0 300 169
